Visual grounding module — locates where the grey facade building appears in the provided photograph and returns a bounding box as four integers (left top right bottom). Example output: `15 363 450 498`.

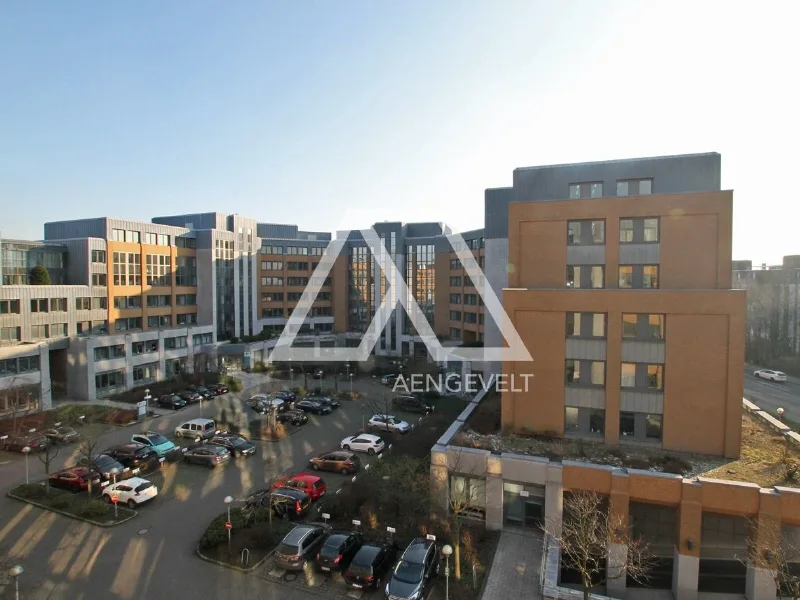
483 152 723 375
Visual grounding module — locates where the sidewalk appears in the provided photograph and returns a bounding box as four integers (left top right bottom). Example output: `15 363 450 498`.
481 529 544 600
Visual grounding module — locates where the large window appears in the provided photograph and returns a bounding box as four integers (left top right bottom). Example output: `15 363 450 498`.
95 370 125 396
449 474 486 519
619 217 660 243
146 254 171 286
176 256 197 286
349 246 372 333
0 300 20 314
569 182 604 199
567 220 605 245
621 363 664 390
565 360 606 386
622 314 666 340
565 407 605 436
113 251 142 286
619 265 659 289
566 312 606 337
620 412 663 441
133 363 158 385
0 355 40 375
567 265 604 288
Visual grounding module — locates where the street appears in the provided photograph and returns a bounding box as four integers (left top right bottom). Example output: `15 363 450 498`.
743 365 800 425
0 375 424 600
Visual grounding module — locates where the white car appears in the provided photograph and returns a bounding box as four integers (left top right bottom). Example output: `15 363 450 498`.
102 477 158 508
340 433 385 455
754 369 787 382
368 414 410 434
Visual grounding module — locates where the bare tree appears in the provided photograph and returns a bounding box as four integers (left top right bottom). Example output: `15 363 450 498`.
242 475 288 527
745 517 800 599
1 376 48 433
77 433 106 497
36 443 61 494
364 394 398 433
546 491 654 600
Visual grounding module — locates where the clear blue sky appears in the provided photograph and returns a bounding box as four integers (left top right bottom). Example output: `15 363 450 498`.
1 1 797 264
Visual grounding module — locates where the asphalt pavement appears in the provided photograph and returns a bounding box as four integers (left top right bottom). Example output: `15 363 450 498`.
743 364 800 425
0 375 425 600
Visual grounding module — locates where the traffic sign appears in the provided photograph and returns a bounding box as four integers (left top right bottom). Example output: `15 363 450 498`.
426 534 436 541
352 519 361 526
321 513 331 520
225 521 232 530
111 495 119 504
387 526 396 533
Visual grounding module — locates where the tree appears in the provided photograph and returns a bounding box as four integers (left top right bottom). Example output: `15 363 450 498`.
1 377 48 434
445 452 485 581
745 517 800 599
36 443 60 494
29 265 51 285
364 393 398 433
77 433 106 497
546 491 654 600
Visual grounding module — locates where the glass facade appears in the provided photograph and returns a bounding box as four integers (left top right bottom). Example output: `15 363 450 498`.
215 238 235 340
349 245 372 332
405 243 436 334
1 241 68 285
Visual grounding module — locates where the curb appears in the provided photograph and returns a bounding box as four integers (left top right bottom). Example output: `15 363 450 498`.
195 544 273 573
7 492 138 527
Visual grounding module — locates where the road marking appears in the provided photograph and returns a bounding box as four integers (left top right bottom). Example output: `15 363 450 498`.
0 460 11 465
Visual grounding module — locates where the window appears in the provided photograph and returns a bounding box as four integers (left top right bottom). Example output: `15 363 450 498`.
648 314 665 339
95 370 124 393
30 299 48 313
133 363 158 385
261 308 284 318
617 181 629 197
164 336 188 349
622 314 638 338
0 300 20 314
261 245 284 255
176 256 197 286
619 217 660 243
114 295 141 309
592 313 606 336
261 261 283 270
146 295 171 308
647 365 663 390
143 233 157 245
0 355 40 376
91 250 106 263
620 412 635 437
590 183 603 198
176 294 197 306
463 294 478 305
175 236 196 249
567 220 605 245
311 306 332 317
450 259 461 269
644 218 659 242
588 409 605 434
620 219 634 242
623 314 666 340
287 261 309 271
158 234 170 246
111 229 125 241
176 313 197 325
569 184 580 199
193 333 213 346
565 407 579 431
92 273 107 286
0 327 21 342
131 340 159 355
76 322 90 335
566 312 580 336
567 222 580 244
50 323 68 337
565 313 606 337
114 317 142 332
125 231 140 243
450 276 462 287
286 246 309 255
565 407 605 435
590 362 605 385
147 315 172 328
146 255 171 286
450 327 461 339
464 312 478 324
618 266 634 288
310 247 324 256
621 363 636 387
643 266 659 289
287 277 309 286
449 294 461 304
620 412 663 441
31 325 49 339
261 277 284 286
617 179 652 196
646 414 662 439
450 311 462 322
261 292 284 302
113 252 142 286
49 298 67 312
567 266 604 288
639 179 652 195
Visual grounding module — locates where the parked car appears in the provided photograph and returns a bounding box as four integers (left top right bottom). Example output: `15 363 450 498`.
309 450 360 475
208 433 256 457
274 390 296 403
2 434 51 453
248 394 286 414
156 394 187 410
131 431 177 459
82 454 128 483
380 374 400 386
48 467 100 492
344 539 399 589
211 383 230 395
317 531 364 573
754 369 787 382
179 390 202 403
340 433 385 455
44 426 81 444
368 414 410 434
392 395 434 415
385 537 439 600
271 488 313 520
276 409 308 426
273 473 327 501
105 443 163 472
308 394 340 410
183 444 231 467
295 400 332 415
102 477 158 508
275 523 331 571
174 418 217 441
187 385 216 398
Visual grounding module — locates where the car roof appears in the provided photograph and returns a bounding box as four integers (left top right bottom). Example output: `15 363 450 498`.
181 418 215 426
110 477 149 487
290 473 321 483
371 414 397 419
402 538 433 562
111 443 148 452
353 433 382 442
283 524 323 544
354 543 383 559
58 466 90 476
273 488 307 500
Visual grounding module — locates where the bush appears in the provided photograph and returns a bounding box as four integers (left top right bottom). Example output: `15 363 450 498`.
49 495 72 510
80 500 110 519
15 484 48 500
659 455 692 475
200 508 249 549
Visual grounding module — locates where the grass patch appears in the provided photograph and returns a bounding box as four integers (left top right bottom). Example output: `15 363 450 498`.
199 507 294 568
432 526 500 600
466 391 501 435
702 413 800 487
10 482 135 524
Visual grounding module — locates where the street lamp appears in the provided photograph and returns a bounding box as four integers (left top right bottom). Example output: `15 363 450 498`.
144 388 151 416
111 467 119 485
22 446 31 484
349 372 353 399
442 544 453 600
289 368 294 387
777 407 785 422
224 495 233 554
9 565 23 600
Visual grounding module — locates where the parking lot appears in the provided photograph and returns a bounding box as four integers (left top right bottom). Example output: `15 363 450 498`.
0 375 448 600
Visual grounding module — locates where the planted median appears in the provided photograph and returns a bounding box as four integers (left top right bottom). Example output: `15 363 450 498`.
9 482 136 526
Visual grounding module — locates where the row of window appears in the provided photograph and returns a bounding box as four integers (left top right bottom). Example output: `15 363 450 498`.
450 257 485 270
567 217 660 246
565 407 663 440
260 276 332 287
449 310 483 325
261 307 333 318
566 312 665 340
28 323 68 339
262 292 333 303
0 355 40 376
566 265 659 289
450 293 482 305
113 313 197 331
565 359 664 390
114 294 197 309
110 229 173 246
93 334 196 362
568 178 653 200
450 276 479 287
259 245 326 256
2 298 106 314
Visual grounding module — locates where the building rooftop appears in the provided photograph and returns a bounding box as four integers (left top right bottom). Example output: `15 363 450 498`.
454 393 799 488
513 151 721 173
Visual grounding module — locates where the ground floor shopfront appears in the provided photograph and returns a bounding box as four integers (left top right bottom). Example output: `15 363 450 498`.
430 446 800 600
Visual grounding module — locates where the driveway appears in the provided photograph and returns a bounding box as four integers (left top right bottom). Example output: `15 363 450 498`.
743 365 800 425
0 375 433 600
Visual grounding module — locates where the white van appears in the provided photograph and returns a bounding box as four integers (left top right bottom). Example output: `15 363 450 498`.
174 418 217 441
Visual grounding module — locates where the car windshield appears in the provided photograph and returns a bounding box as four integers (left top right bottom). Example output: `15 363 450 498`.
393 560 424 583
230 437 249 447
135 481 153 493
147 434 169 446
95 456 115 468
320 538 345 556
277 543 300 556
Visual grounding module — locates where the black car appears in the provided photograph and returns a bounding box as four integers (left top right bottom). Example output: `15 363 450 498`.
179 390 202 403
208 434 256 457
392 395 434 415
276 409 308 426
212 383 230 394
307 395 340 409
275 390 296 403
385 538 440 600
344 539 399 589
295 400 332 415
317 531 364 573
183 444 231 467
43 426 81 444
82 454 128 482
188 385 216 398
157 394 187 410
105 443 162 472
272 488 312 520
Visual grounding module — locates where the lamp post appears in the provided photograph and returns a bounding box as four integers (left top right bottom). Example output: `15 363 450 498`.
22 446 31 484
289 368 294 388
111 467 119 485
442 544 453 600
349 372 353 399
9 565 23 600
144 388 151 417
224 495 233 554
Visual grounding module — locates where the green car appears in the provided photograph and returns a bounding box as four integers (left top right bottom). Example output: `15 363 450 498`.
131 431 177 459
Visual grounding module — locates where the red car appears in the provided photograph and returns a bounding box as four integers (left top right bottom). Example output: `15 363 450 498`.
48 467 100 492
272 473 327 501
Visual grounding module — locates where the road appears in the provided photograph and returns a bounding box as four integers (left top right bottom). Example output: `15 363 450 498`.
743 365 800 425
0 375 425 600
